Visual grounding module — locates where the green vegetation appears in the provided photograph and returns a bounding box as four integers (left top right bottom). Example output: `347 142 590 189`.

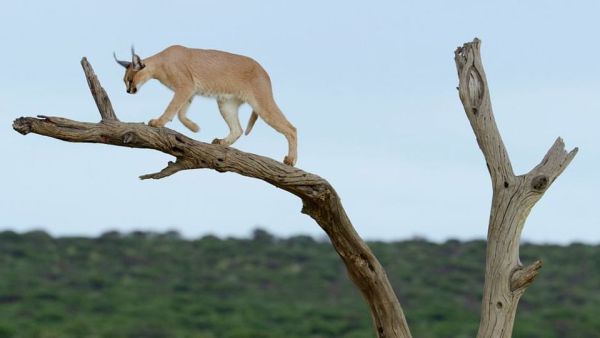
0 229 598 338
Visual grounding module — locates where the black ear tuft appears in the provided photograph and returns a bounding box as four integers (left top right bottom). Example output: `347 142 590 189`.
114 52 131 68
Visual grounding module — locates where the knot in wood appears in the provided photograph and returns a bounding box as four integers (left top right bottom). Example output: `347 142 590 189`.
467 67 484 110
122 132 136 144
531 175 549 191
360 253 376 272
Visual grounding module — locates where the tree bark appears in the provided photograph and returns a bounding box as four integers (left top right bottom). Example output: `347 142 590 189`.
13 58 413 338
455 39 577 338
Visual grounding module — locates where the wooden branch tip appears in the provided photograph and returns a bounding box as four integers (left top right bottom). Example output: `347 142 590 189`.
139 160 195 180
81 57 119 121
530 137 578 182
455 38 486 114
454 38 481 73
511 260 543 291
13 117 32 135
455 37 481 57
13 116 58 136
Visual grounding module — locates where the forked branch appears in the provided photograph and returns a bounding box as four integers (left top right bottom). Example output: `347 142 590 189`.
455 38 577 338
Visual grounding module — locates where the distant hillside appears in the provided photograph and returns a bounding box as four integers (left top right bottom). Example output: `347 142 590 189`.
0 230 598 338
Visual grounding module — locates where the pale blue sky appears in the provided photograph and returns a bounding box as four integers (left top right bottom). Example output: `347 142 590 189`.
1 1 598 243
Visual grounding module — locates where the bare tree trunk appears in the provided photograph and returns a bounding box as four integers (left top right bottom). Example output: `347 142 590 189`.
455 39 577 338
11 39 576 338
13 58 413 338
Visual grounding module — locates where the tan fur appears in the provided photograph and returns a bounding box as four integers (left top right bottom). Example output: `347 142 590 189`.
120 45 297 166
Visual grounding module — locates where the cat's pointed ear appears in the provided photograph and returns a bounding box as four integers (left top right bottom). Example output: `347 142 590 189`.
131 46 145 71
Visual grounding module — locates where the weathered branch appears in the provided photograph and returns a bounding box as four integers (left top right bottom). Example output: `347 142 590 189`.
13 58 412 338
510 260 542 291
139 159 197 180
529 137 578 188
82 58 118 121
455 38 514 186
455 38 577 338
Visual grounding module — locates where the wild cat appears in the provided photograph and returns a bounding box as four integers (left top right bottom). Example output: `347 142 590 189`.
114 46 297 166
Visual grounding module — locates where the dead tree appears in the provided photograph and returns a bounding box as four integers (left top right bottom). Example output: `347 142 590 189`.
12 39 576 338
